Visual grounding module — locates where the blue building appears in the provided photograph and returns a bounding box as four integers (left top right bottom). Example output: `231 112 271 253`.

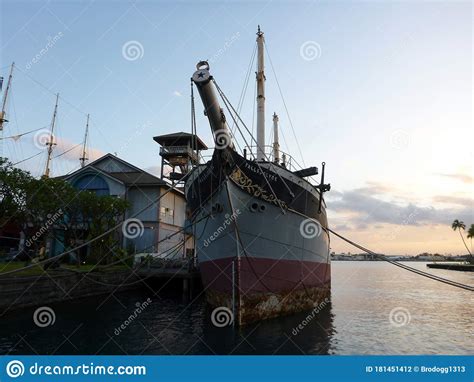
62 153 191 258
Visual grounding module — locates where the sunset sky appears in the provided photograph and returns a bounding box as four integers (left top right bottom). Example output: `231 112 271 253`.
1 0 472 255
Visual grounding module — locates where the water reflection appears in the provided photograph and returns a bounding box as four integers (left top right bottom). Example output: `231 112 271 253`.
200 302 335 354
0 262 472 355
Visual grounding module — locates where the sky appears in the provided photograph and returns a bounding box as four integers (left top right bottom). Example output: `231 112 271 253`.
0 0 472 255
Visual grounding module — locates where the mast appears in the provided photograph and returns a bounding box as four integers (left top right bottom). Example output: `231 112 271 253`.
80 114 89 168
256 26 266 161
43 93 59 178
0 62 14 132
191 61 232 150
272 112 280 164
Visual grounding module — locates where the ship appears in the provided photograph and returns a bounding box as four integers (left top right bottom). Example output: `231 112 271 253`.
185 27 331 325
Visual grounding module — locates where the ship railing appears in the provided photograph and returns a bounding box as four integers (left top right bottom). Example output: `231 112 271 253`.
194 146 319 183
242 145 302 171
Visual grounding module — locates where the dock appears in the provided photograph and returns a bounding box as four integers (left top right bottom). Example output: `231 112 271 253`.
136 258 201 297
426 263 474 272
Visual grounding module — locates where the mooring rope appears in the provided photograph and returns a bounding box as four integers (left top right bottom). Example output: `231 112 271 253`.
327 228 474 292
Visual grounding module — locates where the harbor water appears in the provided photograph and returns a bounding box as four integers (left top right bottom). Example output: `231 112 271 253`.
1 262 472 355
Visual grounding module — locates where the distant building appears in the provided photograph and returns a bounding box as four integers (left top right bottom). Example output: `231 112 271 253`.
61 153 192 258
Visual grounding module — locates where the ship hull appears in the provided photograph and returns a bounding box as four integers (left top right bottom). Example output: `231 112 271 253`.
186 150 331 325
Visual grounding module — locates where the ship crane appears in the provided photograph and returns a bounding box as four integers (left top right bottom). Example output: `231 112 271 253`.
191 61 233 151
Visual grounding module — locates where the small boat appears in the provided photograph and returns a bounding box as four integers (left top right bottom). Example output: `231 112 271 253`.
185 27 331 325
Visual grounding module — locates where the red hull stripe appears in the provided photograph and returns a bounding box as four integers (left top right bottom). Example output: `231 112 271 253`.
199 257 330 294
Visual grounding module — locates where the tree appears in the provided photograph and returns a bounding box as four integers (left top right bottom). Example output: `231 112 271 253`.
79 193 129 265
451 219 472 261
1 157 130 264
467 224 474 257
0 157 33 226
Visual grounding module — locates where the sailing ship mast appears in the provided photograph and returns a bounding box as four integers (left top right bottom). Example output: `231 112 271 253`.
0 62 14 133
272 112 280 163
43 93 59 178
79 114 89 168
256 26 266 161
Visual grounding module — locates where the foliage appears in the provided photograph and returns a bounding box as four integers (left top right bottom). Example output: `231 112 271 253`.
451 219 473 262
0 157 129 264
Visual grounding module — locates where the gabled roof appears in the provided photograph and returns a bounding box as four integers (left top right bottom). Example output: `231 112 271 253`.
107 171 166 186
84 153 144 173
58 153 185 196
153 132 208 150
62 153 165 186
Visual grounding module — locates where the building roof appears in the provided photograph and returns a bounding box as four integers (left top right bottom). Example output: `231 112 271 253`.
153 132 208 150
107 171 166 186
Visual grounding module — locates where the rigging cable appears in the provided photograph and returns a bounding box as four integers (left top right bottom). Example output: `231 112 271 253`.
327 227 474 292
12 151 42 165
264 42 306 167
213 79 295 204
0 171 194 278
0 125 48 140
231 43 257 136
53 142 82 159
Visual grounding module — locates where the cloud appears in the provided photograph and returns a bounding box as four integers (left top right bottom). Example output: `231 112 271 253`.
436 173 473 184
55 137 104 163
328 184 473 228
144 165 161 177
433 195 473 206
173 90 182 97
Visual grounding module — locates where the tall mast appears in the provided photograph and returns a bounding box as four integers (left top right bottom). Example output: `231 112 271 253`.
256 26 266 161
0 62 14 132
272 112 280 164
44 93 59 178
80 114 89 168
